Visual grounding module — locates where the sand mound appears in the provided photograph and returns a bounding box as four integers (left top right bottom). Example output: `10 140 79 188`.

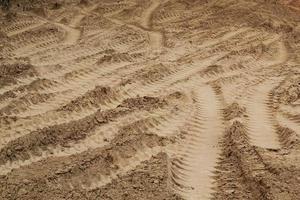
59 86 114 111
223 102 246 121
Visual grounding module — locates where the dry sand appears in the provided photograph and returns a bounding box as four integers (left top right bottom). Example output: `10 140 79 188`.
0 0 300 199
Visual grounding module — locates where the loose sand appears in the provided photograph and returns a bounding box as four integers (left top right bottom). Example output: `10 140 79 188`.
0 0 299 199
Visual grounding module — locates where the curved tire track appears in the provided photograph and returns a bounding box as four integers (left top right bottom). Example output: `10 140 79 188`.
168 84 224 200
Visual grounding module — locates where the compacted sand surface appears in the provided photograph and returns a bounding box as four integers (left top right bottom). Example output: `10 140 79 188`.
0 0 300 199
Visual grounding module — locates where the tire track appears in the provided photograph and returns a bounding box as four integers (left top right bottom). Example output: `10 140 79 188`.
1 1 300 199
1 53 218 137
140 0 166 51
245 79 281 149
1 51 231 141
4 25 249 120
168 84 224 200
7 57 144 118
105 0 165 52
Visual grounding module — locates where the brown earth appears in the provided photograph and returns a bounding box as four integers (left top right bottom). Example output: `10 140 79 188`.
0 0 300 199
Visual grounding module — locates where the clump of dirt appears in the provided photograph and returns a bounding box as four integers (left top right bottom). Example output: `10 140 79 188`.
0 58 37 88
0 90 16 101
19 78 56 92
223 102 246 121
0 76 17 88
137 63 173 83
165 91 185 101
59 86 114 111
0 58 36 75
96 52 133 64
0 115 17 126
20 92 51 105
4 12 17 21
119 96 166 110
121 64 173 87
272 74 300 105
0 61 35 77
79 0 88 6
243 42 270 57
276 125 300 149
202 64 224 75
10 0 65 12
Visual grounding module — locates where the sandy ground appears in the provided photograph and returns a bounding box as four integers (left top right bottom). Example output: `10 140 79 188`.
0 0 300 199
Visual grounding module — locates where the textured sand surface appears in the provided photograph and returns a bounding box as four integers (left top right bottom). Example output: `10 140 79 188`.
0 0 300 199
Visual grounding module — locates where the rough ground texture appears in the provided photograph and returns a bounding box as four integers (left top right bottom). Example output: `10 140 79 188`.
0 0 300 199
